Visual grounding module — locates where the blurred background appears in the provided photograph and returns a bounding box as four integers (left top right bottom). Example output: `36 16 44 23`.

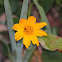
0 0 62 62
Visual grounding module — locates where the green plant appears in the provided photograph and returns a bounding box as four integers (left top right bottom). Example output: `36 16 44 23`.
0 0 62 62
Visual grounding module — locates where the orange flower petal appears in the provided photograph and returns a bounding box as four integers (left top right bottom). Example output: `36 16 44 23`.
12 24 23 31
23 35 31 48
27 16 36 26
19 19 28 26
33 22 47 29
15 31 24 41
30 35 39 46
34 29 47 36
12 16 47 49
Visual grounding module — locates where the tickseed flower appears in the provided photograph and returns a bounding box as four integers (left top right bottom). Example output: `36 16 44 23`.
12 16 47 48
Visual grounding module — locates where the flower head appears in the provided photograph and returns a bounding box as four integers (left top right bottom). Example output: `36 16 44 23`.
12 16 47 48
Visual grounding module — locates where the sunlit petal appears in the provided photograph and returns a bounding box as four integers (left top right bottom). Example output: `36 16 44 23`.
12 16 47 49
33 22 47 29
12 24 23 31
30 35 39 46
19 19 28 26
34 29 47 36
27 16 36 26
15 31 24 41
23 35 31 48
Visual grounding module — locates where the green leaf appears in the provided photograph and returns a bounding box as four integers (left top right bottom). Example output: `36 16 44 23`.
16 40 23 62
0 0 19 13
0 39 13 62
42 50 62 62
38 0 54 13
16 0 28 62
15 5 22 17
0 0 4 6
39 34 62 51
4 0 28 62
20 0 28 19
52 27 57 35
38 37 50 50
4 0 16 52
22 1 37 62
23 43 36 62
9 0 19 13
4 0 17 62
33 0 52 34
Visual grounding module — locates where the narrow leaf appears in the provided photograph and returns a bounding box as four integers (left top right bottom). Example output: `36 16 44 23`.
23 43 36 62
0 38 13 62
4 0 17 62
4 0 16 52
38 0 54 13
16 0 28 62
16 40 23 62
22 1 37 62
33 0 52 34
20 0 28 19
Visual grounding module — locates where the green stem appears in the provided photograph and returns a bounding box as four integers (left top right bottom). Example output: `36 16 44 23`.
28 2 34 17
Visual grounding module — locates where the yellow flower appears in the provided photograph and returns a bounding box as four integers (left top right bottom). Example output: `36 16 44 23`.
12 16 47 48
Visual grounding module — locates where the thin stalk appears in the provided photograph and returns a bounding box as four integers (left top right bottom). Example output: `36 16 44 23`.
28 2 34 17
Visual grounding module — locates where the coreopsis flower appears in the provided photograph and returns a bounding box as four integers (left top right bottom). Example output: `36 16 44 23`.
12 16 47 48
